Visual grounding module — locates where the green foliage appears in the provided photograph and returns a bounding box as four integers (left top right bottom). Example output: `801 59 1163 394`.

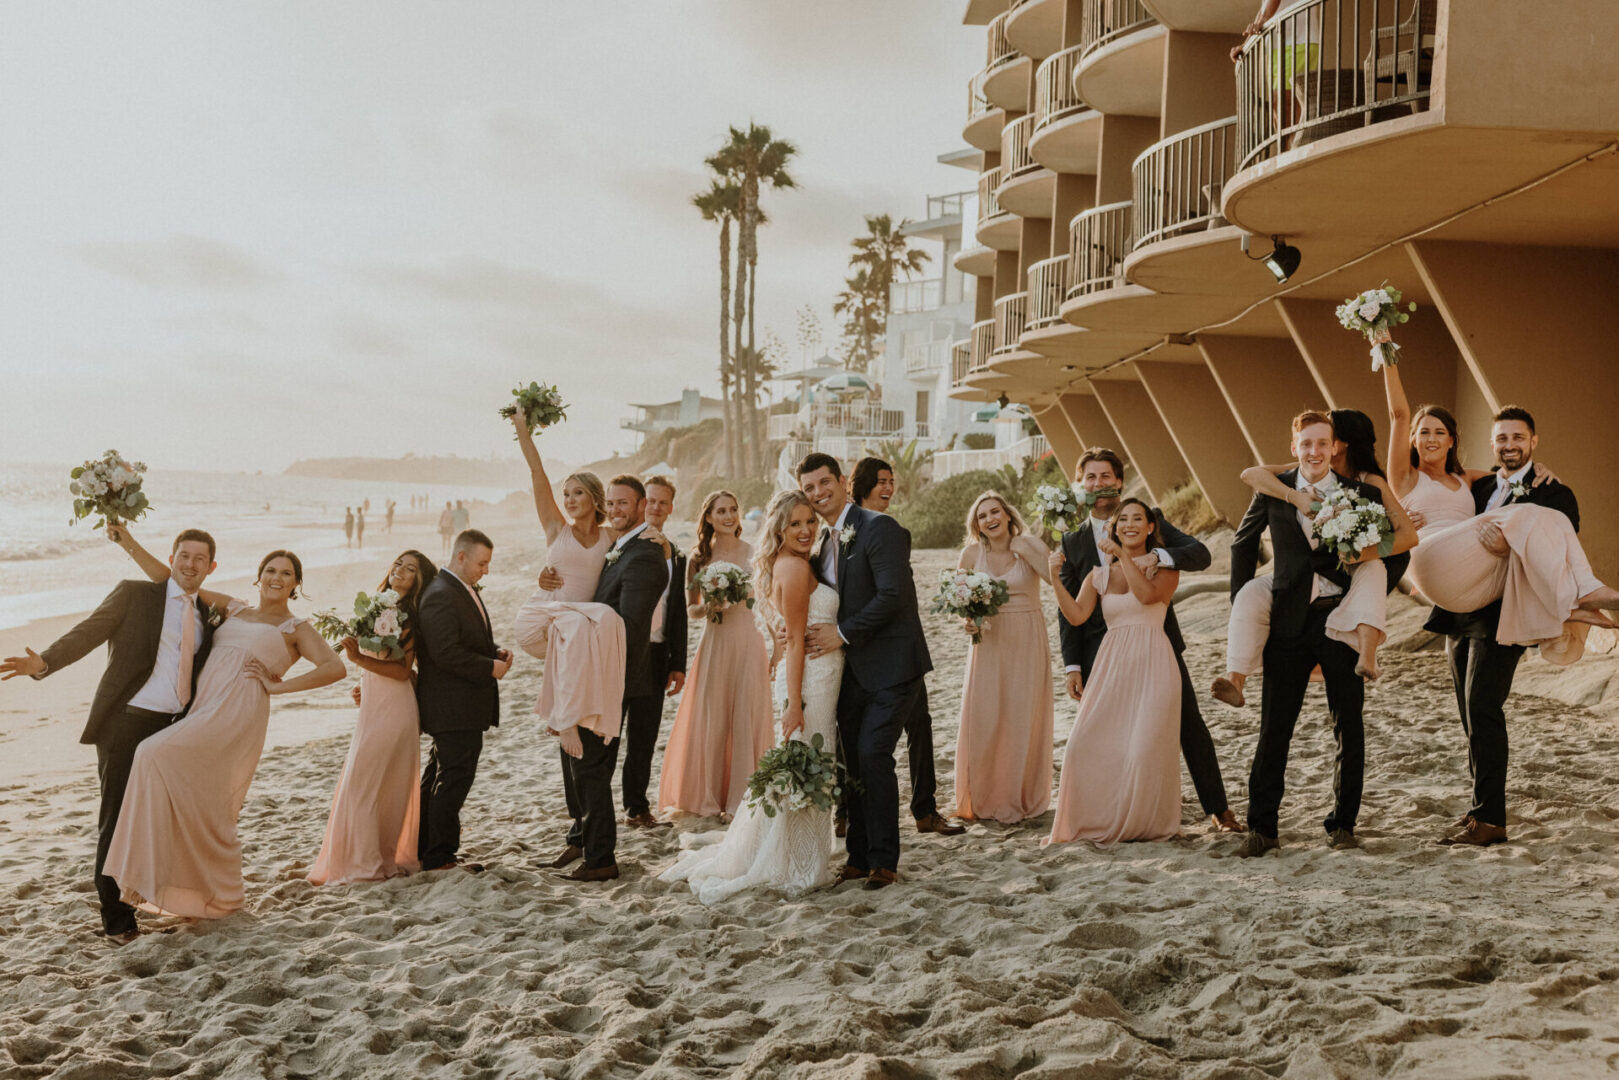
1159 479 1221 535
891 468 1004 549
744 731 848 818
960 433 996 450
864 438 935 502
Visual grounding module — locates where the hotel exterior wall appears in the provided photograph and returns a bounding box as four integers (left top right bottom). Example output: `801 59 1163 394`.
1136 360 1254 522
1199 336 1325 463
1090 376 1194 503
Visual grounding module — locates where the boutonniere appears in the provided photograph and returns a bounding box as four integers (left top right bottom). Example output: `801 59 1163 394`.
839 525 856 546
1508 480 1529 500
605 548 622 565
205 605 225 628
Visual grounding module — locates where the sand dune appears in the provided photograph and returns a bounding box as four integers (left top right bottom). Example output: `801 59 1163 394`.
3 534 1619 1078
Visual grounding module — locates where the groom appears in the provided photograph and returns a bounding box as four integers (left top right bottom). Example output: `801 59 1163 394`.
1230 411 1387 856
800 452 932 891
0 528 217 942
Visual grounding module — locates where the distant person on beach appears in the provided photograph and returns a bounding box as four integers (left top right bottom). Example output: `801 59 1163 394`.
355 507 366 549
438 502 454 556
0 526 219 943
452 500 470 536
343 507 355 548
385 500 395 533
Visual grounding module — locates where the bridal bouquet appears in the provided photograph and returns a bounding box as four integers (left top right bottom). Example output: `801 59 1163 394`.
931 568 1010 645
69 450 151 530
1335 282 1416 371
697 562 754 623
744 732 844 818
313 589 408 659
500 381 569 433
1310 488 1396 571
1029 484 1081 542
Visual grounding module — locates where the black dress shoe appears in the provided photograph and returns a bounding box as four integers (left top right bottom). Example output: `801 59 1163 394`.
915 813 966 836
548 845 583 869
423 860 485 873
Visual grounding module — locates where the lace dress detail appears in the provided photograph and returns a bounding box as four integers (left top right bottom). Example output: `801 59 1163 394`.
661 583 844 903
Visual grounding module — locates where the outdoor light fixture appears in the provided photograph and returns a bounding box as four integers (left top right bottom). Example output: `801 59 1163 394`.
996 392 1010 408
1263 236 1301 283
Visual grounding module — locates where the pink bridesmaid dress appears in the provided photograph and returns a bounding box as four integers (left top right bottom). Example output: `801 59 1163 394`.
954 545 1054 823
1047 565 1182 847
657 556 774 817
105 607 303 918
1402 470 1602 646
307 648 421 885
512 525 626 735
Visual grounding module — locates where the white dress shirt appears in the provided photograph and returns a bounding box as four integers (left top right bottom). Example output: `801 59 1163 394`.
650 549 673 645
820 504 854 588
126 578 206 714
1296 470 1343 600
1486 463 1532 511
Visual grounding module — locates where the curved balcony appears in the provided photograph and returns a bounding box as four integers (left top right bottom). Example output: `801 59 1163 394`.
1064 201 1134 301
996 114 1056 217
1031 44 1102 174
951 340 972 386
992 292 1029 357
969 318 997 373
1233 0 1435 173
963 67 1005 153
1006 0 1065 61
977 166 1021 250
1132 117 1237 249
1025 256 1070 331
1075 0 1165 117
983 11 1034 111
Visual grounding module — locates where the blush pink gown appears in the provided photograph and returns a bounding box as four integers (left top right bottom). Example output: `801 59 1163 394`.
1047 566 1182 847
1402 471 1602 646
953 545 1054 823
512 526 625 737
105 608 302 918
307 646 421 885
658 555 774 817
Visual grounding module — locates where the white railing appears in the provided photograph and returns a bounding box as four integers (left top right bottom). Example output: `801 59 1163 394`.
992 292 1028 356
1000 113 1039 182
768 412 800 440
1066 200 1134 298
987 11 1017 72
934 434 1052 480
890 277 944 314
927 191 970 219
1081 0 1157 64
1035 44 1090 130
904 339 951 376
1133 116 1238 248
969 319 996 372
978 166 1006 226
1026 256 1070 331
951 340 972 385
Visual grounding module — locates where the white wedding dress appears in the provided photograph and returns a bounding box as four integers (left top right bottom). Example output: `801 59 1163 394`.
661 583 844 903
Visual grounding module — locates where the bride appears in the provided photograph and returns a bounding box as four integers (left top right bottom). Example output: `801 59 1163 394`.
660 489 843 903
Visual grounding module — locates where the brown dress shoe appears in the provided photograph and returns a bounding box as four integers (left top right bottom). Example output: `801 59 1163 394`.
1439 820 1507 847
864 868 899 891
1327 828 1359 851
548 845 584 869
1234 833 1279 858
558 863 620 882
1453 813 1475 830
915 812 966 836
1210 810 1245 833
625 812 670 829
832 863 868 884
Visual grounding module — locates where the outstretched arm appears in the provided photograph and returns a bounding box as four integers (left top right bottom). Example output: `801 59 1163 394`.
1383 364 1416 496
511 413 566 544
107 524 170 584
1045 547 1094 627
8 580 136 679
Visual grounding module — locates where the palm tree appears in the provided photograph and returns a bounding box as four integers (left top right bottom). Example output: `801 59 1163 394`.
709 124 798 476
866 438 935 503
850 213 931 323
692 179 742 477
832 269 882 372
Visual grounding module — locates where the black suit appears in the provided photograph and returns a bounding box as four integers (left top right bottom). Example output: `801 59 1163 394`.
621 548 687 816
414 570 502 868
1423 466 1579 827
1058 510 1229 816
36 579 213 933
829 505 932 873
566 532 666 868
1231 470 1386 838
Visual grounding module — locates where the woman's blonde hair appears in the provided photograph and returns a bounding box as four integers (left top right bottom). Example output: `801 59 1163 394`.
964 490 1027 544
692 489 741 571
752 489 814 625
562 471 606 525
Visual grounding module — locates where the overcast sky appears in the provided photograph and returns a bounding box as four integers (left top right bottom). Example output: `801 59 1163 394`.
0 1 981 472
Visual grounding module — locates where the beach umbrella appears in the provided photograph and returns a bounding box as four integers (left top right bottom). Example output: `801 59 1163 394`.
815 372 872 395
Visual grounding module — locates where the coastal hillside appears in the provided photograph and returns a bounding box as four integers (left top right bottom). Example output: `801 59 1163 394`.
284 454 528 491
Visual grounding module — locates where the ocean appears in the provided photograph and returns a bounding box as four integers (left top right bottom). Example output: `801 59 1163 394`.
0 462 521 629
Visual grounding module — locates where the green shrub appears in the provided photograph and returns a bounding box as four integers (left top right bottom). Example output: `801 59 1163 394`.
961 432 996 450
1159 479 1221 534
891 469 1006 550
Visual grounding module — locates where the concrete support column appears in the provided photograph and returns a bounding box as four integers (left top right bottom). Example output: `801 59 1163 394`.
1090 374 1193 504
1198 335 1322 461
1058 391 1126 463
1096 114 1159 204
1051 173 1096 257
1408 239 1619 579
1019 217 1052 277
1135 360 1255 525
1033 400 1082 477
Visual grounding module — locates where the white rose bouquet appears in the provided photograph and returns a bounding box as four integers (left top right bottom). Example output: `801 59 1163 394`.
69 450 151 530
931 568 1011 646
1028 484 1081 543
500 381 569 433
313 589 409 659
1335 281 1417 371
697 562 754 623
744 732 845 818
1310 488 1395 571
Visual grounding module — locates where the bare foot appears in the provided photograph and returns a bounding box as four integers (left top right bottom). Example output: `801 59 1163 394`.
1211 675 1245 708
1355 654 1381 681
1568 608 1619 629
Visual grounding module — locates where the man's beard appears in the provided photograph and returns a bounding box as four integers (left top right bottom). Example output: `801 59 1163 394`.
1497 449 1527 470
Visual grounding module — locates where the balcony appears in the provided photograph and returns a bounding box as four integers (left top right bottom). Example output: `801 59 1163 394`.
983 11 1033 111
927 192 967 220
1132 117 1238 249
969 318 996 372
890 277 944 315
1064 201 1134 300
1031 44 1102 174
992 292 1028 356
1006 0 1065 61
904 339 952 377
977 166 1020 250
996 114 1056 217
951 340 971 385
963 67 1004 153
935 434 1051 481
771 401 909 442
1075 0 1165 116
1025 256 1070 331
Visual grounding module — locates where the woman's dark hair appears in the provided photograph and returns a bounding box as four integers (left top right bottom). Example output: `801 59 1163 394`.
257 549 305 599
1409 404 1464 476
379 550 437 648
850 456 892 507
1329 408 1386 481
1108 497 1164 552
692 490 740 572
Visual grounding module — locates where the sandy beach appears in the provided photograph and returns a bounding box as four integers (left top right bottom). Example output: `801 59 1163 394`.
3 523 1619 1078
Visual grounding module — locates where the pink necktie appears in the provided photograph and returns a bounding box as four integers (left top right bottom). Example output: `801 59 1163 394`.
175 595 196 707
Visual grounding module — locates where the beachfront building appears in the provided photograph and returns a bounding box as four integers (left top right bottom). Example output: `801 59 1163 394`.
949 0 1619 578
621 389 725 451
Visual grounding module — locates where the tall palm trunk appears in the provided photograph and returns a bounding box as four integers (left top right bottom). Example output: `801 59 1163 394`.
718 216 737 477
746 247 766 475
732 200 751 478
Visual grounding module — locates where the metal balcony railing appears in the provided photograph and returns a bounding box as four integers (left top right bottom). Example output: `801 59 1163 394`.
890 277 944 315
1132 116 1238 249
1025 256 1070 331
1066 201 1134 298
992 292 1028 355
935 434 1052 481
1235 0 1436 172
904 339 951 376
951 340 972 384
978 167 1006 225
1081 0 1157 64
1035 44 1090 131
967 67 993 123
1000 114 1039 183
987 11 1018 72
969 319 996 372
926 191 969 219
